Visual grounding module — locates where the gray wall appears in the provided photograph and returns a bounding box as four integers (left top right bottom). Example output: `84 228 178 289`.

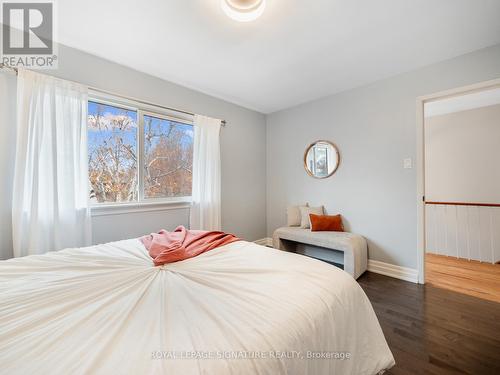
0 43 267 259
266 44 500 270
425 103 500 203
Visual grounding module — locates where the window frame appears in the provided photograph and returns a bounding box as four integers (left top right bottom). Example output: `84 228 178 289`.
88 91 195 212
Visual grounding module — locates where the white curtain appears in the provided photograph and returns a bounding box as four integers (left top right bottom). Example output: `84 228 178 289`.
190 115 222 231
12 69 91 257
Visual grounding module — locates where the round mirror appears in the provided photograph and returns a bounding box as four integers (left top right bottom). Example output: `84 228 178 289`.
304 140 340 179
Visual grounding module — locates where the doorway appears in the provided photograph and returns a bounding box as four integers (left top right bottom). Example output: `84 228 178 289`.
417 80 500 302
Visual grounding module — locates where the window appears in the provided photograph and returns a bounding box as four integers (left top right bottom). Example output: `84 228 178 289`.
143 114 193 199
88 101 138 203
87 96 194 205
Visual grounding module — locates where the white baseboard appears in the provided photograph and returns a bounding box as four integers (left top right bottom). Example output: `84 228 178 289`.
254 237 273 247
367 259 418 283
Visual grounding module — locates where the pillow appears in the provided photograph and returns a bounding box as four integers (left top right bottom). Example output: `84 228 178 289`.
287 203 309 226
310 214 344 232
299 206 324 228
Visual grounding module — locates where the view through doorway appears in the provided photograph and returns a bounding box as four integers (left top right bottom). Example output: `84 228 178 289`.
422 86 500 303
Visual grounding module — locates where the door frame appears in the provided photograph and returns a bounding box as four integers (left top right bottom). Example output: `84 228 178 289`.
416 78 500 284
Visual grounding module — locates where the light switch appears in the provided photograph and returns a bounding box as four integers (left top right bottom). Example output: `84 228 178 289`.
403 158 412 169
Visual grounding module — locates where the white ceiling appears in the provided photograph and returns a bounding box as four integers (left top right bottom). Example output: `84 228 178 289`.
58 0 500 114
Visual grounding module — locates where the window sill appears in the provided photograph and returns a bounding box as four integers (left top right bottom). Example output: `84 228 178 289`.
90 200 192 217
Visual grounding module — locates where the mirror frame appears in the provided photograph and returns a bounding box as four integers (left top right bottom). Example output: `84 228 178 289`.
303 140 340 179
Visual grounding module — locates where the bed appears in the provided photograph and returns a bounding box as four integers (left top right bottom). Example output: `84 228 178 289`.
0 239 394 374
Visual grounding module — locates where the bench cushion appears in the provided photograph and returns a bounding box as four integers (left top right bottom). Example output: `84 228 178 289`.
272 227 367 279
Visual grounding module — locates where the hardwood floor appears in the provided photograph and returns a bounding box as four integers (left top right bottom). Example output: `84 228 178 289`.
426 253 500 303
358 272 500 375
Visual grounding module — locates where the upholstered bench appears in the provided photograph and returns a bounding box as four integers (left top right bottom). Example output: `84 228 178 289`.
272 227 367 279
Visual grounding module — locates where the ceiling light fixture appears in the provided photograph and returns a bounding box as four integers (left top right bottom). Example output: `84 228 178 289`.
221 0 266 22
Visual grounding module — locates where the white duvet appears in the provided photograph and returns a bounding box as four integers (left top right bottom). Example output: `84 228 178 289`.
0 239 394 375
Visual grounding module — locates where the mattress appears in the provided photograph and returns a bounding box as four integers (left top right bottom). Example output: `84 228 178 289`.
0 239 394 374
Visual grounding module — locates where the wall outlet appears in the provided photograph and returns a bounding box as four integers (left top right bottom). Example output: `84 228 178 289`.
403 158 412 169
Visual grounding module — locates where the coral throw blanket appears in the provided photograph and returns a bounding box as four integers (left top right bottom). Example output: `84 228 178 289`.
140 226 241 266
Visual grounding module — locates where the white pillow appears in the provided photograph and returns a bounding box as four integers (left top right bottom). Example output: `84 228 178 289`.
299 206 324 228
287 203 308 227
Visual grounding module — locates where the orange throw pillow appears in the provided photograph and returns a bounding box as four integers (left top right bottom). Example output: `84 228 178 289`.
309 214 344 232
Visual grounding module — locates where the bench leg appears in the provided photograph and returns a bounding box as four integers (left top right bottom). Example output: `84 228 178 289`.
272 235 295 251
